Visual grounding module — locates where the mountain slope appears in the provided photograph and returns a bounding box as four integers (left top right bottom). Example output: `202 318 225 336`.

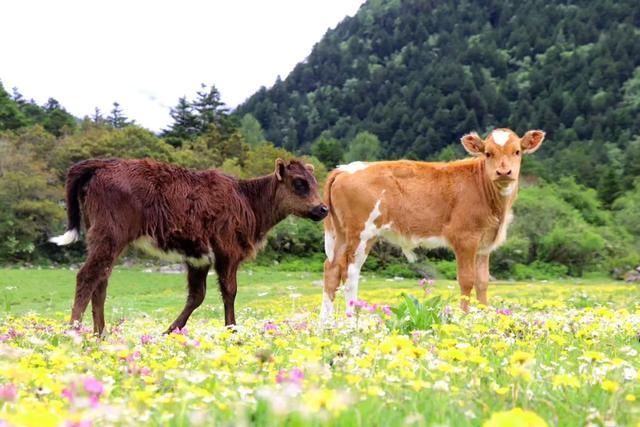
237 0 640 161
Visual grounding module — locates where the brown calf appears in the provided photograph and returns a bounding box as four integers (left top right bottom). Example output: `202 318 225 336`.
321 128 545 321
50 158 327 335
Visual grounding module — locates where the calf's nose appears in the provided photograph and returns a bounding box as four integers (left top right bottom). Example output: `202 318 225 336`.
309 204 329 220
496 169 512 177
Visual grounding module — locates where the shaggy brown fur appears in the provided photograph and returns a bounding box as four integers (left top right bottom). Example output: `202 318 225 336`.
51 158 327 335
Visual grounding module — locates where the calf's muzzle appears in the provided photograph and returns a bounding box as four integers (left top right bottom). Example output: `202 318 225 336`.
308 204 329 221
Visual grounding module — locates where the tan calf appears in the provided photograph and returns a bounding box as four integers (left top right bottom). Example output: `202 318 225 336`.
321 128 545 321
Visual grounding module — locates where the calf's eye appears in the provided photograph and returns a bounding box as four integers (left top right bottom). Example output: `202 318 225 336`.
485 152 492 158
293 179 309 195
515 150 520 156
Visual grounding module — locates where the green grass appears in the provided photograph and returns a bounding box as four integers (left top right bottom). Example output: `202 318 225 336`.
0 265 635 326
1 267 639 426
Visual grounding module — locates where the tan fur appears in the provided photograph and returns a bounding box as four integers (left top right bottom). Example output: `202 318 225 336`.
322 129 544 317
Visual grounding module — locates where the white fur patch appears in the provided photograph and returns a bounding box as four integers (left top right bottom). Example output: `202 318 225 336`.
324 230 336 262
479 211 514 254
49 229 79 246
344 197 391 315
382 232 449 263
133 236 213 266
500 183 515 197
320 291 335 324
337 161 369 174
492 130 510 146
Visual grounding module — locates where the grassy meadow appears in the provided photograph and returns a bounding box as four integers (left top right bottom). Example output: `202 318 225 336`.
0 266 639 426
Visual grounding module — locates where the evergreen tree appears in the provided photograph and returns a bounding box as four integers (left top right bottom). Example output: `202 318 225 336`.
162 97 199 147
106 102 133 129
311 134 344 168
194 83 227 134
343 131 381 162
239 114 267 146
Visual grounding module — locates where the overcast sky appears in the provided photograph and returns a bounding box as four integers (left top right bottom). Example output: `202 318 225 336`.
1 0 365 131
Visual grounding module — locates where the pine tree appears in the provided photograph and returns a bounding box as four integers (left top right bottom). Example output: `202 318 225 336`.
162 97 199 146
106 102 133 128
92 107 104 124
194 83 226 134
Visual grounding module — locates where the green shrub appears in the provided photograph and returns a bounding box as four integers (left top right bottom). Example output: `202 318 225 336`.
512 261 569 281
432 260 457 280
386 294 450 334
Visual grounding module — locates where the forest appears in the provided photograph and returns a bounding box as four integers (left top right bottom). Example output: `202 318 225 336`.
1 0 639 280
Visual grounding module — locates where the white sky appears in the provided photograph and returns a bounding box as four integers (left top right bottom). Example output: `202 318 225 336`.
1 0 365 131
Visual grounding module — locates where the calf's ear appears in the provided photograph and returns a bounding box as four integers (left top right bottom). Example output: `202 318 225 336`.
521 130 545 154
275 158 286 181
305 163 315 173
461 132 484 155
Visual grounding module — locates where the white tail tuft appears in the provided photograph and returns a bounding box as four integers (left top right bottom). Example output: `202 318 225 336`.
49 229 79 246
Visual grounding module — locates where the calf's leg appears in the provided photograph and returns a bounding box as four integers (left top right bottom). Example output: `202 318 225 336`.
215 255 240 326
452 240 479 312
91 279 108 336
475 254 490 306
343 238 376 317
71 237 121 327
165 264 210 334
321 233 347 324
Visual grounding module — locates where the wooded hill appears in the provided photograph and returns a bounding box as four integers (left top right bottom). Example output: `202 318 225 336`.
1 0 639 278
237 0 640 203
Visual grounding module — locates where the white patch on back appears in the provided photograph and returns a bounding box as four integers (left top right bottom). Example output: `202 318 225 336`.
344 196 392 314
492 130 510 146
382 231 449 263
49 229 79 246
324 230 336 262
337 161 369 174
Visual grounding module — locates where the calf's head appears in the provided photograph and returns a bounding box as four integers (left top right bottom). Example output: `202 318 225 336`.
461 128 545 194
274 159 328 221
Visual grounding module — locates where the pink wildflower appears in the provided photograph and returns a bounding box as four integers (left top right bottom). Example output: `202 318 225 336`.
275 369 288 384
263 321 279 333
171 326 189 336
140 334 153 345
83 378 103 396
289 367 304 384
275 368 304 385
0 383 17 401
61 386 75 402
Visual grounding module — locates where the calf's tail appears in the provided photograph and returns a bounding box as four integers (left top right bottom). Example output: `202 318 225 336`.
49 159 110 246
322 170 343 262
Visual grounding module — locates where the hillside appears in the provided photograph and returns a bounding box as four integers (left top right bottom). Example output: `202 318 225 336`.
237 0 640 184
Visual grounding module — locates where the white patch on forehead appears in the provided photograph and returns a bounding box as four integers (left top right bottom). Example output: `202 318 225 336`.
337 161 368 174
492 130 510 146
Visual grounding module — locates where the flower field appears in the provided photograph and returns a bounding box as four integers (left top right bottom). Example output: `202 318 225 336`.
0 268 639 426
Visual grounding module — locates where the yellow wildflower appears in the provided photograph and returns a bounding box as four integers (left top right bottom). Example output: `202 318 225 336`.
483 408 548 427
601 380 619 392
552 374 580 388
